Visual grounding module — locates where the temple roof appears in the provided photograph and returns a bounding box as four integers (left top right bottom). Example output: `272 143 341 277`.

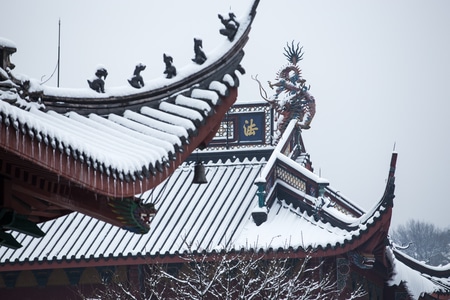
0 1 260 240
0 118 396 266
0 5 257 197
0 157 265 265
0 102 449 298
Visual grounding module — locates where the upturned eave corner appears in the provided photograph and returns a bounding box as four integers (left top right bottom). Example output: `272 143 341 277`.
0 0 260 245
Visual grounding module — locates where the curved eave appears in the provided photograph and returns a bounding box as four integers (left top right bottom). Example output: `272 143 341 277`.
37 2 258 116
244 118 397 259
278 196 393 259
304 155 397 258
0 2 260 199
393 248 450 278
0 88 238 198
262 154 397 259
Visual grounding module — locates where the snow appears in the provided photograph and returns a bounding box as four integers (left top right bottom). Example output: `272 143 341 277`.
326 186 366 215
257 119 329 184
159 101 203 123
191 88 220 105
0 37 16 49
276 152 328 184
209 81 228 96
0 95 192 177
0 3 254 191
39 13 252 99
252 205 267 213
387 248 450 299
88 113 172 159
254 176 266 184
140 106 196 133
222 74 236 87
175 94 212 117
1 7 414 285
235 199 356 250
122 110 187 141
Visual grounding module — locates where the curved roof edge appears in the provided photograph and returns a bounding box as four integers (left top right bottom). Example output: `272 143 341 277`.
250 117 398 257
392 248 450 278
387 247 450 299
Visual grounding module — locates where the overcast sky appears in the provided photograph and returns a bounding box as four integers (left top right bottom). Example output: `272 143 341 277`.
2 0 450 229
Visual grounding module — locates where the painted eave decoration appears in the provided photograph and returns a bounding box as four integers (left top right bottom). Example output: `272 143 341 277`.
0 1 260 247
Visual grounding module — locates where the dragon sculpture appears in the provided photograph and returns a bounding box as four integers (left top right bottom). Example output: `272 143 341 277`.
108 197 157 234
253 41 316 143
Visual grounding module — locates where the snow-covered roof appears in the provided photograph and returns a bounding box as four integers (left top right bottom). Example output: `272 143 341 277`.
0 77 240 195
0 157 266 263
0 118 398 266
2 96 447 299
387 248 450 299
0 1 258 199
0 1 262 245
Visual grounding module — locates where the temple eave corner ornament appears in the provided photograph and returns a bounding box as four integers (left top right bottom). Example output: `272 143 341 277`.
128 63 146 89
218 12 240 41
252 41 316 143
87 66 108 93
1 41 43 103
192 38 207 65
108 197 157 234
163 54 177 79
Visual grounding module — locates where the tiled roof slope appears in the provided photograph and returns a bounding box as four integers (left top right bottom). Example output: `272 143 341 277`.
0 83 237 194
0 2 260 238
0 1 260 199
0 157 266 266
240 119 397 258
0 120 396 268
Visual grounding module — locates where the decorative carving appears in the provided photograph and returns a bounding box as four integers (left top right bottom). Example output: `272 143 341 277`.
218 12 240 41
128 63 146 89
192 38 207 65
348 251 375 269
253 41 316 143
108 198 157 234
87 67 108 93
163 53 177 79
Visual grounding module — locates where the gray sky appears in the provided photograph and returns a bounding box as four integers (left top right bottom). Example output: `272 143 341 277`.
2 0 450 229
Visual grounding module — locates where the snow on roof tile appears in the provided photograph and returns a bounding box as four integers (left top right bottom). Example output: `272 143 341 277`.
235 199 356 250
0 158 266 263
387 248 450 299
0 1 257 195
140 106 197 134
1 87 223 179
120 110 187 143
222 74 236 87
0 143 396 266
175 94 212 117
159 101 204 125
191 88 220 106
209 81 228 96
